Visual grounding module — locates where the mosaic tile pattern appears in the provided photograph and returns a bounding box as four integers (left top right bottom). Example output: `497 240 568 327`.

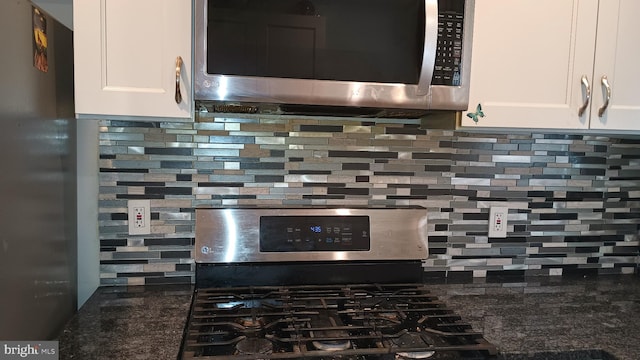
98 114 640 285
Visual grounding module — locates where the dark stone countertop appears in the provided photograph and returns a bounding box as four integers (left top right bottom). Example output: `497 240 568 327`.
58 284 194 360
426 274 640 360
57 275 640 360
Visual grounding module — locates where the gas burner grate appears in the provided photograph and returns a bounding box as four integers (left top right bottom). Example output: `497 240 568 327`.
179 284 498 360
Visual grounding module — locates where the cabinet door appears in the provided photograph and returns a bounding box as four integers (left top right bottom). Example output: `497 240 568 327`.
589 0 640 131
462 0 598 129
74 0 192 119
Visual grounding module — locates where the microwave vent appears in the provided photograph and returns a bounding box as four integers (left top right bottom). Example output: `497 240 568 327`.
212 104 259 114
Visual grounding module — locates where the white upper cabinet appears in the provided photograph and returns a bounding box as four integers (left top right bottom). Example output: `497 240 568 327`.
589 0 640 131
73 0 192 120
462 0 640 131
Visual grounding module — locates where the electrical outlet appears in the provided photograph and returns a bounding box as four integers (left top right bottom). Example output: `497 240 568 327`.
128 200 150 235
488 206 508 238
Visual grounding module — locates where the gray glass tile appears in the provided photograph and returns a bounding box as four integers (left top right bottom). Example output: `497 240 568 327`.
97 121 640 283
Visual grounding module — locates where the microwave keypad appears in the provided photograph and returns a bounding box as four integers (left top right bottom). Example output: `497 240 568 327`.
434 12 464 86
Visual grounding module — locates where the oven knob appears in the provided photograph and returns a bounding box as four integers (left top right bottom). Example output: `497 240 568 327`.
201 246 210 254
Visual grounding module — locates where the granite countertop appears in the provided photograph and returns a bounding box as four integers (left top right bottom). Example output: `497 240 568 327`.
58 284 194 360
57 275 640 360
425 274 640 360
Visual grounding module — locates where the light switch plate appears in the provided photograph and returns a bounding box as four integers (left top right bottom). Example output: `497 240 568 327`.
128 200 150 235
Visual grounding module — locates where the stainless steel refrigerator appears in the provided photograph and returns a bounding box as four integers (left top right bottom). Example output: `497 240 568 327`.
0 0 77 340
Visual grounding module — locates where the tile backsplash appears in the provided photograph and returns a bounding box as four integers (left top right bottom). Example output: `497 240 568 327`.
98 114 640 285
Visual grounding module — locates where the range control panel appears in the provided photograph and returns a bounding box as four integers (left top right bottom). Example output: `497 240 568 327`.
260 216 370 252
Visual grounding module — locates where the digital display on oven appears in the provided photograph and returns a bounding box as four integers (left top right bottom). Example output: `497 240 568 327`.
259 216 370 252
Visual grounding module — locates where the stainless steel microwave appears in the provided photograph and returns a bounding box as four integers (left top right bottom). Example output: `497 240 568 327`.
194 0 475 117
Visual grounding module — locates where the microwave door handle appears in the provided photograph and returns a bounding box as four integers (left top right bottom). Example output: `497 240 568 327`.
416 0 439 96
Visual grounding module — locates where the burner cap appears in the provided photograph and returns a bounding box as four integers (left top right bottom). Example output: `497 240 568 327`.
236 338 273 355
311 340 352 351
237 316 264 328
396 351 436 359
393 333 435 359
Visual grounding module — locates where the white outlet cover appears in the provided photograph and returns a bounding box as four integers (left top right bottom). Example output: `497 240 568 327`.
128 199 151 235
488 206 508 238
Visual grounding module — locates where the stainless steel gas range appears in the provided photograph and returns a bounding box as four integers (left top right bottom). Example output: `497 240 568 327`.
180 208 498 359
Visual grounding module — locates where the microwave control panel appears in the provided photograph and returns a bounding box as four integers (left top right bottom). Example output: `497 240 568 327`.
259 216 371 252
433 0 465 86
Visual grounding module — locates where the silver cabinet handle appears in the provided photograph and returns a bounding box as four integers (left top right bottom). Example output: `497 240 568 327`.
175 56 183 104
578 75 590 117
598 75 611 117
